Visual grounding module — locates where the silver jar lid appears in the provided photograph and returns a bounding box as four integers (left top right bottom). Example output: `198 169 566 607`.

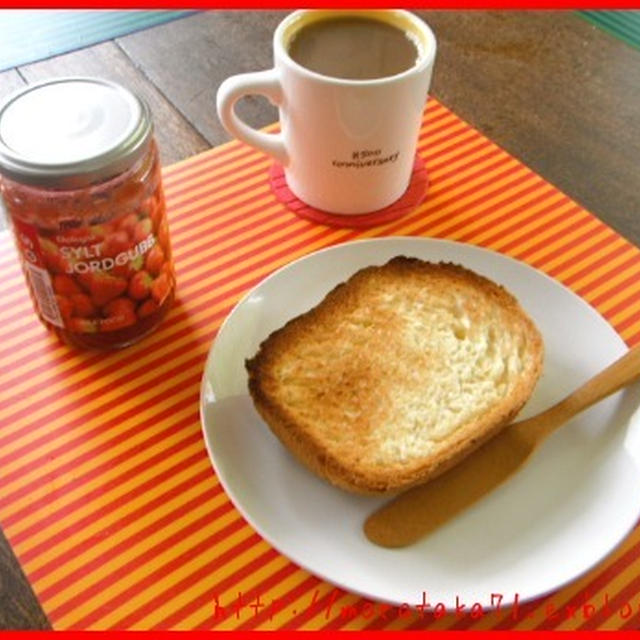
0 77 153 189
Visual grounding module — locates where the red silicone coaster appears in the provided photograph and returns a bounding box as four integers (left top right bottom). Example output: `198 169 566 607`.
269 154 428 229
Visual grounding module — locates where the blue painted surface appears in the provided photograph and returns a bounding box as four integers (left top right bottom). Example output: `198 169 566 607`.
579 11 640 52
0 10 197 71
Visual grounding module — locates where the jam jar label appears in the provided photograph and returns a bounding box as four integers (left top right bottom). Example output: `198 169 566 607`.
12 198 175 335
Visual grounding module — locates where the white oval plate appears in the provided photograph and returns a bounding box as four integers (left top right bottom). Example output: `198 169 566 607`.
200 237 640 609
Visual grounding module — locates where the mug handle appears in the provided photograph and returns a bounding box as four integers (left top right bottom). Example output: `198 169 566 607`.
216 69 289 167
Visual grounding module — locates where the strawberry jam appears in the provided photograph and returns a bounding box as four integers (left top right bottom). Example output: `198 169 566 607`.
0 78 176 349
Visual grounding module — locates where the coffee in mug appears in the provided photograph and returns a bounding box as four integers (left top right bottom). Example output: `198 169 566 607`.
216 10 436 215
288 15 421 80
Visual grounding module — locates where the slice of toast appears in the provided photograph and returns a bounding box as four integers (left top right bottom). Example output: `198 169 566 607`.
246 256 544 494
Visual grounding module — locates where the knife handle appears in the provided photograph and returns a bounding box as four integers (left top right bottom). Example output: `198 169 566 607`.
515 343 640 444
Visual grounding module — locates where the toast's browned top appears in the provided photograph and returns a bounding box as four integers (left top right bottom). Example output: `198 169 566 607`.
246 257 544 494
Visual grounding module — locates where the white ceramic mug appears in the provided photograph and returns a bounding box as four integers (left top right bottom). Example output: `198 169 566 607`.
216 10 437 215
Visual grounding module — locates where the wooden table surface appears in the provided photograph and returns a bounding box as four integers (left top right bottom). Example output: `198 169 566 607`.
0 9 639 630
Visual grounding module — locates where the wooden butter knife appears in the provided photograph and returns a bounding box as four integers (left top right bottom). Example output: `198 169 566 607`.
364 344 640 548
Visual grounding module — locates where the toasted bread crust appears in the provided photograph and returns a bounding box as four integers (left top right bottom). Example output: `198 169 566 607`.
246 257 544 494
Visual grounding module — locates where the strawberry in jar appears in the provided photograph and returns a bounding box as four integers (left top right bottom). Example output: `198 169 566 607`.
0 77 176 349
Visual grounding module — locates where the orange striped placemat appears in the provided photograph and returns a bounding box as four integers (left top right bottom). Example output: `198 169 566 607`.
1 98 639 631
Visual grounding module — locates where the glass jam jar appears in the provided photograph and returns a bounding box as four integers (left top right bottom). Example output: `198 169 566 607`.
0 77 176 349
